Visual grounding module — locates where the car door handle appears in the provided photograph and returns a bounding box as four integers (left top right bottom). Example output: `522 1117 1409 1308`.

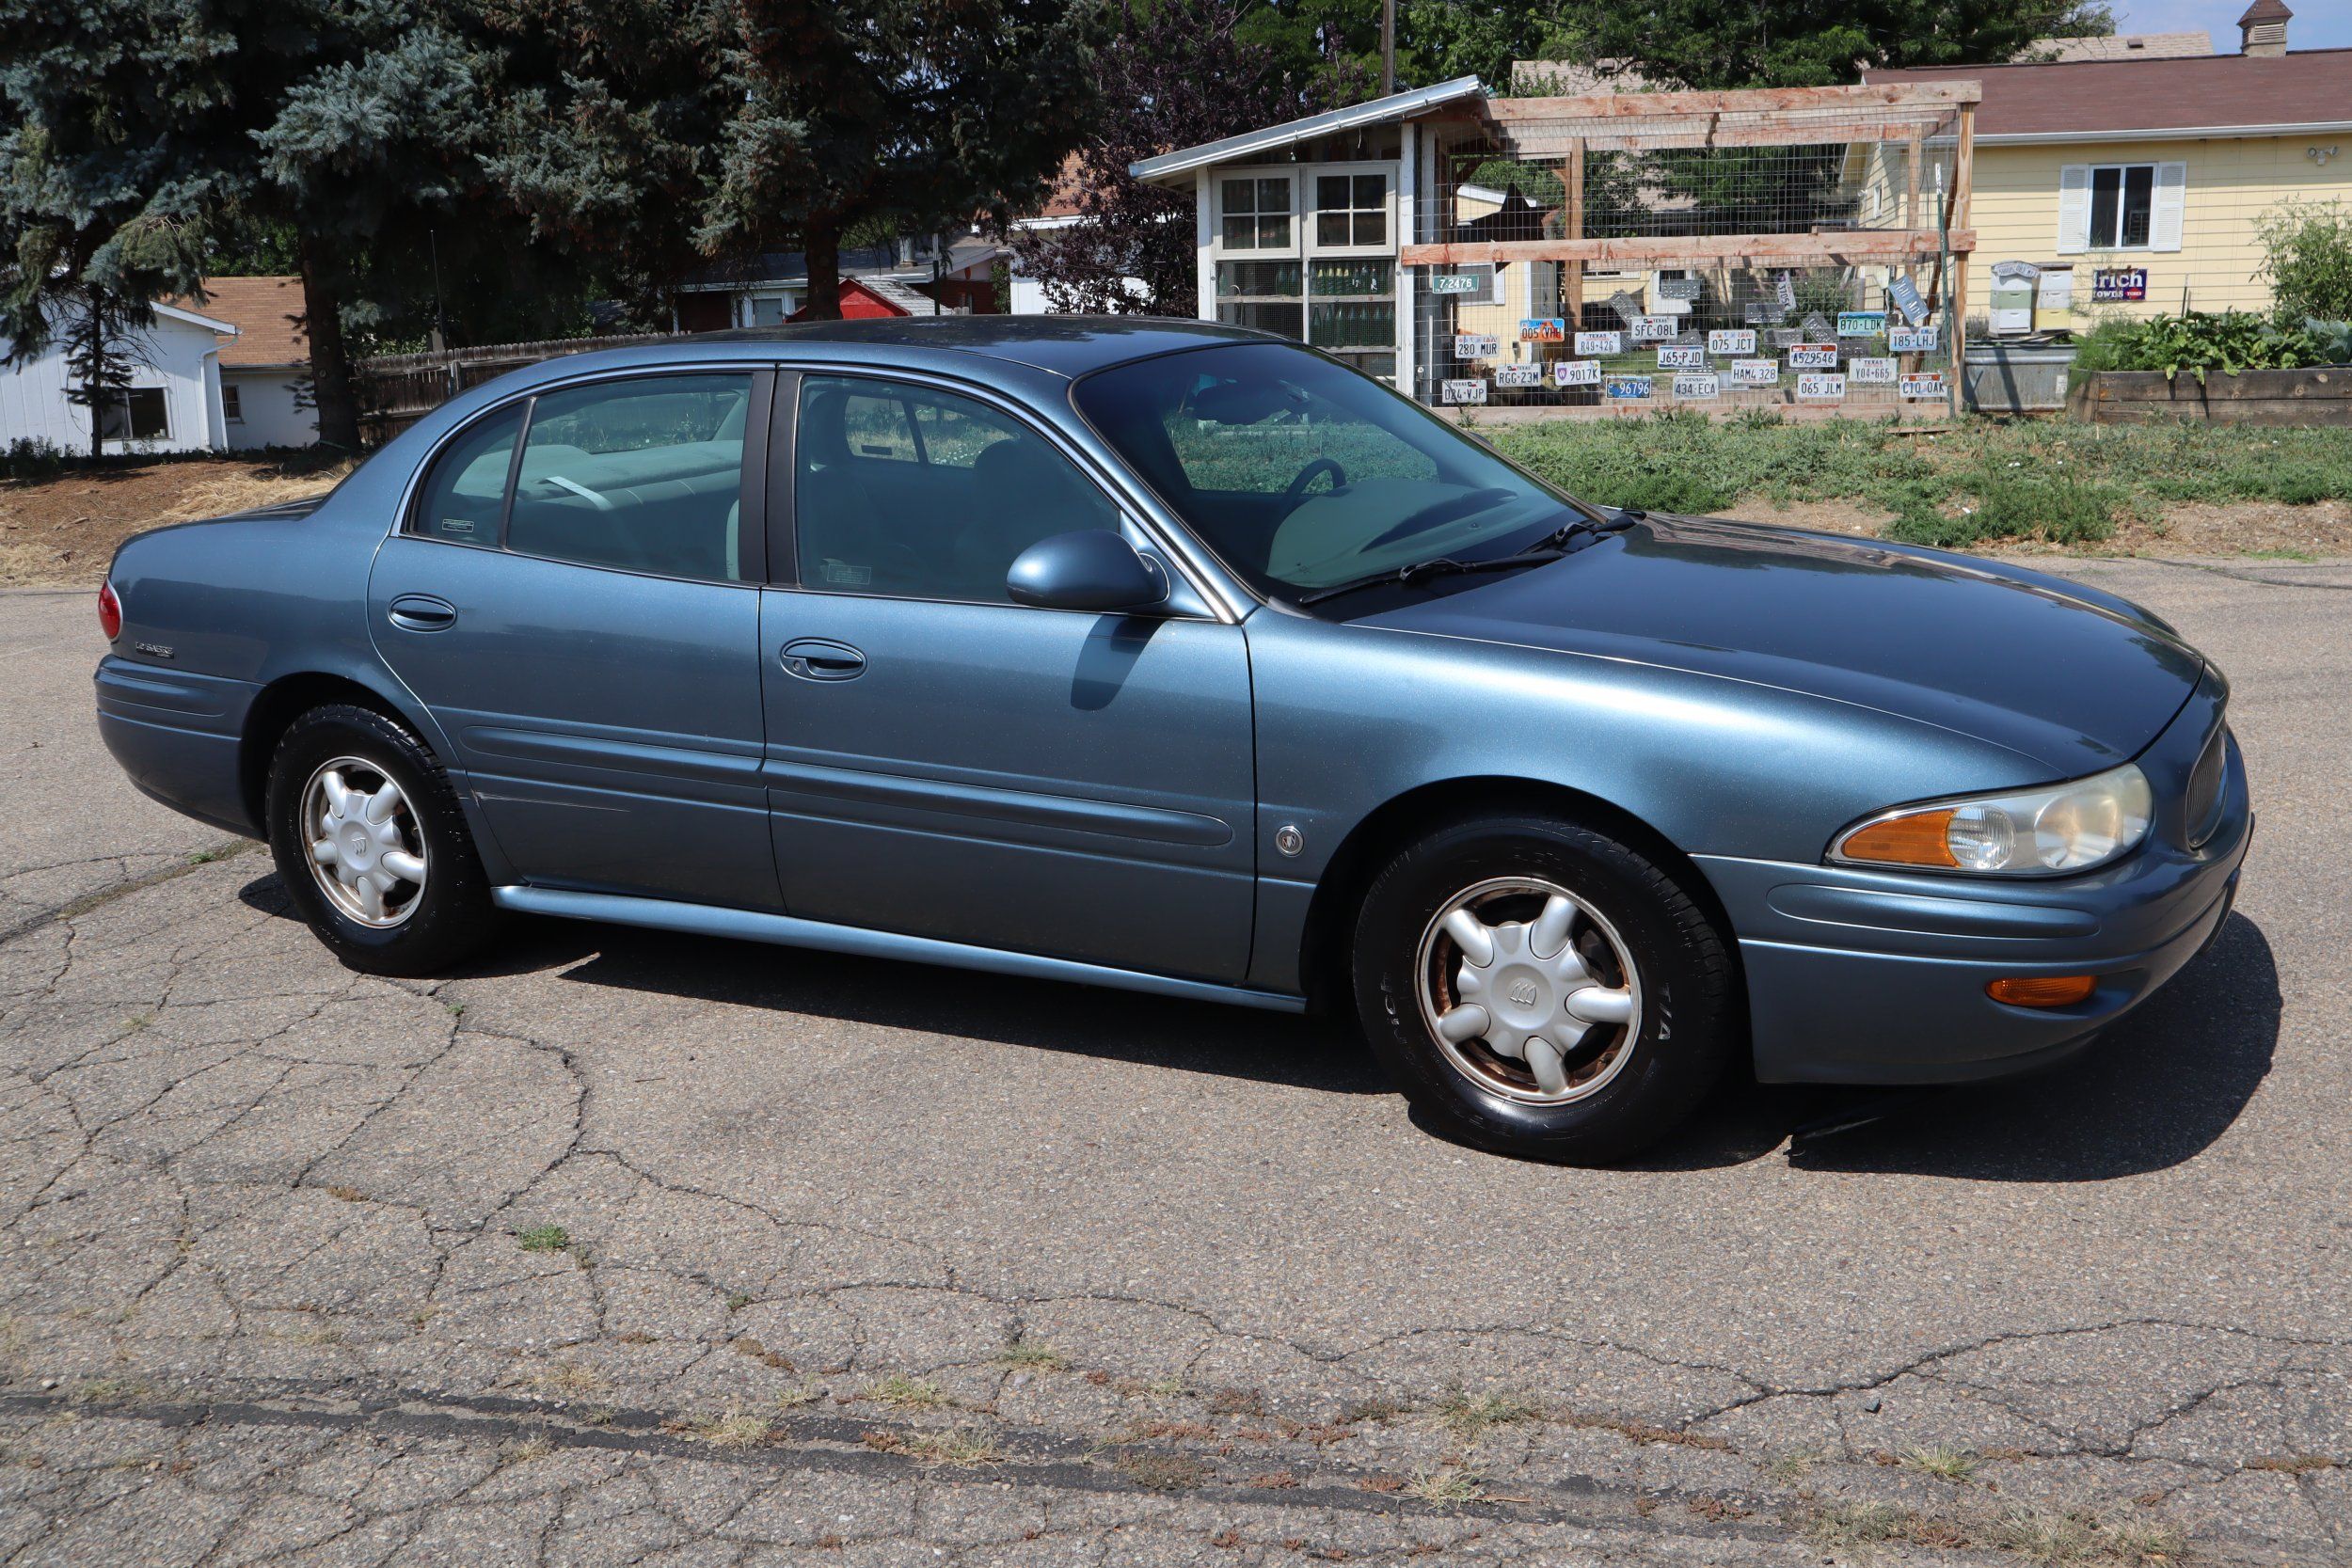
387 594 457 632
778 638 866 681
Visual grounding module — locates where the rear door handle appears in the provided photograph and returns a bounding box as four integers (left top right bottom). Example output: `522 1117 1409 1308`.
387 594 457 632
779 638 866 681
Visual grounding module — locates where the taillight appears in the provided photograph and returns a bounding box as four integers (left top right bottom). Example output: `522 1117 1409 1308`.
98 581 122 641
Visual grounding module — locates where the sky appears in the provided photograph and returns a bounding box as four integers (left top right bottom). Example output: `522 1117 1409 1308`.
2111 0 2352 50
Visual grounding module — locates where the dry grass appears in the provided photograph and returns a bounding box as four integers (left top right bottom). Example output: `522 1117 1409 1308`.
524 1361 607 1399
691 1410 771 1449
1113 1449 1212 1491
1985 1507 2188 1566
994 1338 1070 1371
1898 1444 1981 1483
1435 1389 1544 1441
868 1374 946 1410
861 1426 1003 1467
158 460 353 523
1402 1465 1486 1508
0 453 353 587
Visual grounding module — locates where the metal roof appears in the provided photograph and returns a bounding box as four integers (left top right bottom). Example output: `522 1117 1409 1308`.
1129 76 1486 185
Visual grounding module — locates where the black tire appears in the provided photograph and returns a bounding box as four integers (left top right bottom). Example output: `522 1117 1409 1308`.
264 703 502 977
1351 811 1736 1164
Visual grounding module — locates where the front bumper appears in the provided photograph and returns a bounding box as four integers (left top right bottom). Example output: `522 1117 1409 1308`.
1702 672 2250 1085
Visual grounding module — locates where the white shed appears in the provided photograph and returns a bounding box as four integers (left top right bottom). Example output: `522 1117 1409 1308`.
0 301 238 455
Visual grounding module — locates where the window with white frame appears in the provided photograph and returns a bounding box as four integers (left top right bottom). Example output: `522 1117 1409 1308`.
221 384 244 423
2058 162 2185 254
1219 176 1294 252
1314 172 1389 248
96 388 169 442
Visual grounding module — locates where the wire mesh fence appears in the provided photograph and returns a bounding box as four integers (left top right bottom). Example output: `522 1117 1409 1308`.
1405 87 1973 419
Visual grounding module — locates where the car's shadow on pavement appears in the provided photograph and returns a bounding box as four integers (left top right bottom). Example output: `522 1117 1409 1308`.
1647 912 2279 1181
240 876 2279 1171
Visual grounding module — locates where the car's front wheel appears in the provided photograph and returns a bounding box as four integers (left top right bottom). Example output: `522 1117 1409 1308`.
1352 812 1736 1164
264 703 501 976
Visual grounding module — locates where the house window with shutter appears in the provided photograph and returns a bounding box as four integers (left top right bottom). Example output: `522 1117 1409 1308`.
2058 162 2185 255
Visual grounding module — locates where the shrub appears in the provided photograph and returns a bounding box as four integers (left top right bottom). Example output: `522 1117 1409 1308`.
2067 311 2328 383
2 436 70 480
1884 471 2121 549
2258 199 2352 325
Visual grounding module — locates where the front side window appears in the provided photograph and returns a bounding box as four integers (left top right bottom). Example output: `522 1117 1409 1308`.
2089 165 2155 249
1220 176 1293 251
1074 342 1595 605
795 374 1117 603
222 385 245 423
1315 173 1388 247
504 373 753 581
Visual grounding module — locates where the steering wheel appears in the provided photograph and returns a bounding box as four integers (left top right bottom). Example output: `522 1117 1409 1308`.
1283 457 1348 500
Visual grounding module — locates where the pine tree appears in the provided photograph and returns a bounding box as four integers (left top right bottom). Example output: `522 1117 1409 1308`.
0 2 490 451
700 0 1104 320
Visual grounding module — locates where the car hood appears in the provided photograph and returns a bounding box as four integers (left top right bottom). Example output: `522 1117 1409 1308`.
1356 514 2202 773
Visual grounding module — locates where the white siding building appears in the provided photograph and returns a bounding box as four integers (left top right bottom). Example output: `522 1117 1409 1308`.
0 301 238 455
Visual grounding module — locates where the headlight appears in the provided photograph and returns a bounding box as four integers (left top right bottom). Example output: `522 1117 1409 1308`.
1830 763 2153 877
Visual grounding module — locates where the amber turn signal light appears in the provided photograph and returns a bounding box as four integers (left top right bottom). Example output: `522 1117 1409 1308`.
1985 974 2098 1008
1836 808 1959 868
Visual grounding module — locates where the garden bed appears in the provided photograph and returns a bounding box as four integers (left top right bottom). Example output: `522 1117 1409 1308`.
2069 365 2352 426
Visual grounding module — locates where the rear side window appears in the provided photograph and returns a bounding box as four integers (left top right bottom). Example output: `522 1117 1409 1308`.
504 374 754 581
411 404 522 546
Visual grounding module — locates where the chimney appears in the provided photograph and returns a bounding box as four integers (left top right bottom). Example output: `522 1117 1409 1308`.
2237 0 2291 56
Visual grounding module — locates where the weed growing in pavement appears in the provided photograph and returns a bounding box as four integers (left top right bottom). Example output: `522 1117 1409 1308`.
1435 1388 1544 1441
869 1373 946 1410
1899 1444 1982 1482
1403 1465 1486 1507
691 1410 771 1449
516 1225 570 1254
1113 1449 1211 1490
994 1338 1070 1370
863 1426 1003 1466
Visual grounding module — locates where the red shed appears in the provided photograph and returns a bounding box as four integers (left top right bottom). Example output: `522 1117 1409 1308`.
788 278 917 322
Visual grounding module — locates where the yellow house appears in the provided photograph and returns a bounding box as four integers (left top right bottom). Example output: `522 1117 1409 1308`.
1865 3 2352 325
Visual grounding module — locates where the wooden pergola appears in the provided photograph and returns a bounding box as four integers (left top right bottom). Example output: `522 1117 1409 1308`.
1402 80 1981 409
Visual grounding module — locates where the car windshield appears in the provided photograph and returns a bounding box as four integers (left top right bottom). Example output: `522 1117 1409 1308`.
1072 341 1600 603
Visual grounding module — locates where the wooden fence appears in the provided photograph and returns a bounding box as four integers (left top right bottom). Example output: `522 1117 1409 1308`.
356 333 683 439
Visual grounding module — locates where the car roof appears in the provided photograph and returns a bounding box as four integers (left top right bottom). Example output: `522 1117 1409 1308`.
695 315 1272 378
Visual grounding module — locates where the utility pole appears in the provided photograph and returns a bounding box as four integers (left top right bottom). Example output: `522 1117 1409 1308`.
1380 0 1395 96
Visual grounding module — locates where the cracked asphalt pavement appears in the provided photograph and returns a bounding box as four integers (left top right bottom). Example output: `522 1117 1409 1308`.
2 558 2348 1566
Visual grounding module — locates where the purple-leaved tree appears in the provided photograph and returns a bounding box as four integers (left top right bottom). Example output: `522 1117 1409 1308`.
1009 0 1357 317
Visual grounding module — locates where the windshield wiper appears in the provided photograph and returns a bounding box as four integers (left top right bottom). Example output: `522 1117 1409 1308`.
1295 511 1635 608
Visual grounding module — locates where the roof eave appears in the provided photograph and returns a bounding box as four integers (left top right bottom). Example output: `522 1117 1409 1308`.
1976 117 2352 144
1129 75 1486 186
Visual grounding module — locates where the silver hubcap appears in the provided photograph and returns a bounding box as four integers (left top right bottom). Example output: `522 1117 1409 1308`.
1415 877 1643 1105
302 756 427 928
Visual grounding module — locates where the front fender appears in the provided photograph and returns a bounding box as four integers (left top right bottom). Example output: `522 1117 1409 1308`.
1242 611 2052 992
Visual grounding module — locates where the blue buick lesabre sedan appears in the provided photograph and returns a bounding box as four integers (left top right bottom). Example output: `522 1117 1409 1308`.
94 319 2249 1161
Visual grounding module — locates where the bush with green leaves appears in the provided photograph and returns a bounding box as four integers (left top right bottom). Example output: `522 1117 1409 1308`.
2066 311 2329 383
2257 200 2352 325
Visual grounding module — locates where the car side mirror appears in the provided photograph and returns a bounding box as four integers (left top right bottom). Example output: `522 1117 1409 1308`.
1006 531 1168 613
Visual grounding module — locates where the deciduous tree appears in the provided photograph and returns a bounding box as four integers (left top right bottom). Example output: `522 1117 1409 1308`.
1011 0 1355 316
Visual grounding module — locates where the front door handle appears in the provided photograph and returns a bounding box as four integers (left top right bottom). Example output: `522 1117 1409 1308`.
387 594 457 632
778 638 866 681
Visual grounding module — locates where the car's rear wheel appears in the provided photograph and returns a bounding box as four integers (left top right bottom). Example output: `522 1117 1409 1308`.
265 703 501 976
1352 812 1735 1164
